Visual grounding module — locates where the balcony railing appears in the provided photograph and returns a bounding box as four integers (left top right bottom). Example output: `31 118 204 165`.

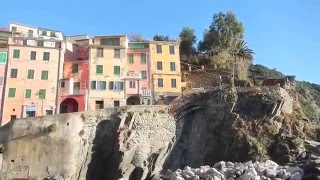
60 88 87 96
139 89 151 97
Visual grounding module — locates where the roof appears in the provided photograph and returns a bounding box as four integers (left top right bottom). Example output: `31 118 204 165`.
94 35 127 38
10 22 62 33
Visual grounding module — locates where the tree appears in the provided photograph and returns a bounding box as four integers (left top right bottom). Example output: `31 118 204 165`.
153 35 170 41
129 34 145 42
179 27 197 57
198 11 244 54
233 40 254 80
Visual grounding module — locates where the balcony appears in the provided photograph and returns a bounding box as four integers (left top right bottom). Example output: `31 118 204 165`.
60 87 87 96
139 89 151 97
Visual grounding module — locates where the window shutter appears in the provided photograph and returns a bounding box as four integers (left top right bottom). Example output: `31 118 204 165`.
25 89 31 98
102 81 107 90
120 82 124 90
91 81 96 89
109 81 114 90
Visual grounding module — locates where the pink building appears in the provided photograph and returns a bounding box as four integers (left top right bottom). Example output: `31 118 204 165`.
125 42 151 105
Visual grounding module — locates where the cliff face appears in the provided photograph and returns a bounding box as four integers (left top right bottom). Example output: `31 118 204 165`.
0 87 317 179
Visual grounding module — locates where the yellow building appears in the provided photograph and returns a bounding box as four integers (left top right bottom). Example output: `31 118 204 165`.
149 41 181 104
88 35 128 109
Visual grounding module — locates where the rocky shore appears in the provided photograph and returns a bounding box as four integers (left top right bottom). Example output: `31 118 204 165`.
159 160 303 180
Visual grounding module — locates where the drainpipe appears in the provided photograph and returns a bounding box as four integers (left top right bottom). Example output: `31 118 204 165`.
54 45 62 115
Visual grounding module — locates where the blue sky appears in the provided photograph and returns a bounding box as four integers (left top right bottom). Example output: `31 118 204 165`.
1 0 319 83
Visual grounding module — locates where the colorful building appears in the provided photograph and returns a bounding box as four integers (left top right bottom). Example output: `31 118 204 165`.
0 28 12 124
58 35 89 113
149 41 181 104
88 35 128 110
125 42 151 105
1 23 64 125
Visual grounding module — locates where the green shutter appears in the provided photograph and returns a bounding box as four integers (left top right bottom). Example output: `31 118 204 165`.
13 49 20 58
109 81 114 90
43 52 50 61
27 70 34 79
72 64 78 73
120 82 124 90
128 54 134 63
141 54 146 64
30 51 36 60
25 89 31 98
96 65 103 74
0 52 7 63
102 81 107 90
8 88 16 97
141 71 147 79
91 81 96 89
10 69 17 78
41 71 48 80
114 66 120 75
39 89 46 99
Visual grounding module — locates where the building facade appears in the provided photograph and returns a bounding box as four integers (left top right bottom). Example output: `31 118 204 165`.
58 35 89 114
1 23 64 125
88 35 128 110
125 42 151 105
149 41 181 104
0 28 12 124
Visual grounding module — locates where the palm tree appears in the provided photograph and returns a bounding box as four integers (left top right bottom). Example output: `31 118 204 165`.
231 40 254 86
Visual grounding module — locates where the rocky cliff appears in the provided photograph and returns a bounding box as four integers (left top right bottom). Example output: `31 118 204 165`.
0 86 319 180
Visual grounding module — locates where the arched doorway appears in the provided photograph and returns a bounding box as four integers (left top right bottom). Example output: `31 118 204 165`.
59 98 79 114
126 96 140 105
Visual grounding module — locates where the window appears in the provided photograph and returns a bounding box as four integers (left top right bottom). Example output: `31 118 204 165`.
28 30 33 37
37 40 44 47
73 82 80 94
50 32 56 37
42 31 47 36
156 45 162 53
114 66 120 75
158 78 163 87
27 70 34 79
171 79 177 88
13 49 20 58
170 62 176 71
39 89 46 99
96 65 103 74
41 71 49 80
114 49 120 58
109 81 124 91
30 51 36 60
10 69 17 78
60 81 65 88
0 52 7 63
97 48 103 57
46 110 53 115
128 54 134 64
26 110 36 117
25 89 31 98
169 46 175 54
157 61 163 70
114 100 120 107
141 71 147 79
43 52 50 61
141 54 146 64
8 88 16 97
129 81 136 88
72 64 78 73
95 101 104 109
90 81 107 90
100 38 120 46
11 26 17 32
